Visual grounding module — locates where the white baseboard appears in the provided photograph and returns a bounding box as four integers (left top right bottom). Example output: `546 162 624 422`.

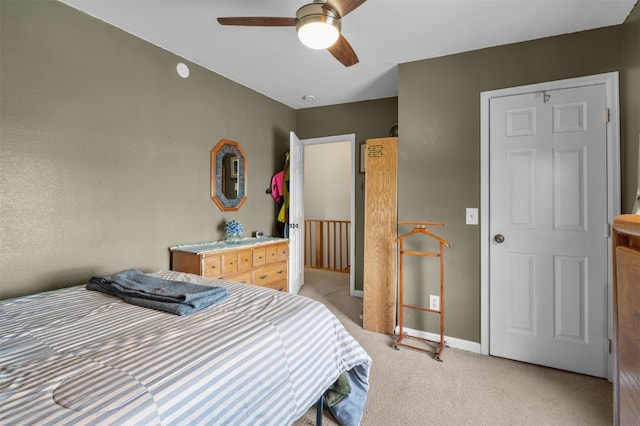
393 325 482 354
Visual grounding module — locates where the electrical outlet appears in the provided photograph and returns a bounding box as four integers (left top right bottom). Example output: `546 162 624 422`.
429 294 440 311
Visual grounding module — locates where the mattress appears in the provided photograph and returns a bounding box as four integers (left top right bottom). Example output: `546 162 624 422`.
0 271 371 425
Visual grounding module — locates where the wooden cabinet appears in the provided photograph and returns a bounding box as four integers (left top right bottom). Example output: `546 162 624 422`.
170 238 288 292
612 215 640 426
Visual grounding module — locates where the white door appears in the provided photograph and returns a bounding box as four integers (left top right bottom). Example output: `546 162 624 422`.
489 84 609 377
288 132 304 294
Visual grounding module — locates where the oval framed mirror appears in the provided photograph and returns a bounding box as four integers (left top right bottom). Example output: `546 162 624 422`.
210 139 247 211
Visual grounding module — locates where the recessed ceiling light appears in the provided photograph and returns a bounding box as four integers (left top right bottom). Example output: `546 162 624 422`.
302 94 316 102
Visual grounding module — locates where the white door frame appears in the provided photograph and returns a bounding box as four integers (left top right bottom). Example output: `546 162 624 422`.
290 133 357 296
479 72 620 378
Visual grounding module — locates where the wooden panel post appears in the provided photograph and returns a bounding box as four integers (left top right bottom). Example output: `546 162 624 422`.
363 137 398 334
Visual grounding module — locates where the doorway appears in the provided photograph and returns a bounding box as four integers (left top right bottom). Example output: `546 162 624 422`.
479 73 620 379
288 132 357 296
304 142 351 271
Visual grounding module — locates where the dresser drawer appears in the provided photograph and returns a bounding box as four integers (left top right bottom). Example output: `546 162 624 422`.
253 262 287 287
203 255 222 278
266 243 288 263
224 271 252 285
237 249 253 272
262 279 288 292
276 243 289 261
253 247 267 267
221 253 238 275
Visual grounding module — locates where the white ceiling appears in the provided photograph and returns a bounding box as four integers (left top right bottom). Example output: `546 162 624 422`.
60 0 636 109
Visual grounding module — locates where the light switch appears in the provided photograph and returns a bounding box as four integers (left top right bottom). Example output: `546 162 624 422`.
466 208 479 225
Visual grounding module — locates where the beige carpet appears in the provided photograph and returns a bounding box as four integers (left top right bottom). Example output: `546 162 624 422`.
294 268 612 426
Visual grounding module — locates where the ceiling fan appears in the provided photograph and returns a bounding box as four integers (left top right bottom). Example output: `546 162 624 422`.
217 0 368 67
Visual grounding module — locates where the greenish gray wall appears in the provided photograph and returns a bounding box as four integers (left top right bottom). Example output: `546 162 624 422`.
296 98 399 292
622 3 640 213
0 0 295 299
2 0 638 347
398 24 632 343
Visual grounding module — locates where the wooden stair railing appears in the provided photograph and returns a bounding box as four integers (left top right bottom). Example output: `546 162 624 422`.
304 219 350 273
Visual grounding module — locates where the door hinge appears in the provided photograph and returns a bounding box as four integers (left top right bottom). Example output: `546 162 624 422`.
605 223 611 238
605 108 610 123
607 338 612 354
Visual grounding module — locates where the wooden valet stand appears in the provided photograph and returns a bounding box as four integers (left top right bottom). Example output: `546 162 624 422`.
394 221 450 361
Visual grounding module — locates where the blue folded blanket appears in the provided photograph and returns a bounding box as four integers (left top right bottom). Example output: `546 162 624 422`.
86 269 228 315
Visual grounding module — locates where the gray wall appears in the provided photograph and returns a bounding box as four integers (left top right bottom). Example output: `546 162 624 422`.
2 0 638 348
622 3 640 212
0 0 295 299
296 98 399 292
398 19 638 343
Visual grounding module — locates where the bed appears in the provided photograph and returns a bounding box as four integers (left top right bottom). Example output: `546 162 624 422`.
0 270 371 425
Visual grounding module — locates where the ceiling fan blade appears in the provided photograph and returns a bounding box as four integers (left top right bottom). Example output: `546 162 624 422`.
327 34 359 67
217 17 296 27
324 0 368 18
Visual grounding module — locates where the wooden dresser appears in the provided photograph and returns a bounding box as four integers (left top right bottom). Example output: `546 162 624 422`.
612 214 640 426
170 238 288 292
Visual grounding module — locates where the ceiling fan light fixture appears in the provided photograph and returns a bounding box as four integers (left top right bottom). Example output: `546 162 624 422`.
296 3 341 50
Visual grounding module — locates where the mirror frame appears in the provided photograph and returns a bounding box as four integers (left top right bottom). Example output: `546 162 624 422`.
210 139 247 211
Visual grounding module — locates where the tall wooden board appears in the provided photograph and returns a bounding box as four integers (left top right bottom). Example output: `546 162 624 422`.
363 137 398 334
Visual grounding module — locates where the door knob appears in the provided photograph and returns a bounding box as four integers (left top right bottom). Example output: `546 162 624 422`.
494 234 505 243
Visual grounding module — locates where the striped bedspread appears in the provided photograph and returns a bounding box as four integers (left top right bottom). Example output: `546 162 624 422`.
0 271 371 425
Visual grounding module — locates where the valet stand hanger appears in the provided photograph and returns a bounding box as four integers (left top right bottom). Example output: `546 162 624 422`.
394 221 450 361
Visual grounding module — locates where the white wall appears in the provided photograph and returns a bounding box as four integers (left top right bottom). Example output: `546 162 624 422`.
304 142 351 220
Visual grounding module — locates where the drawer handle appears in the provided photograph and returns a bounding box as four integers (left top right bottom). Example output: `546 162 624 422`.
259 275 267 280
277 270 284 274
